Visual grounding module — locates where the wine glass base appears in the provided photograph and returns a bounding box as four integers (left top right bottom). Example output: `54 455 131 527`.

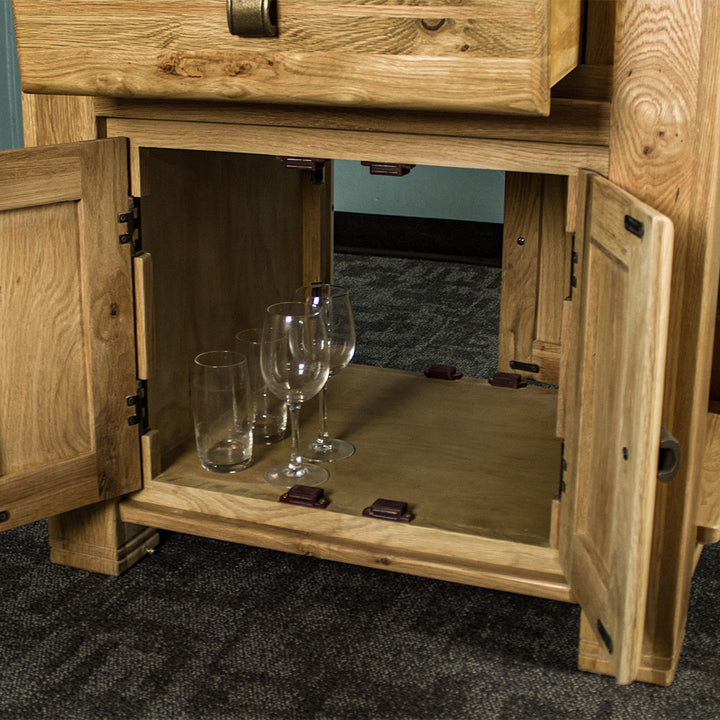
303 438 355 463
263 463 329 489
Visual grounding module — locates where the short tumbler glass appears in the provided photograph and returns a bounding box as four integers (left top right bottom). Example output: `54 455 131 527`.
235 328 288 444
192 350 253 473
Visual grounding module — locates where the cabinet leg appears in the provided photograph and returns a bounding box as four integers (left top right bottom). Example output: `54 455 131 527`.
577 612 677 686
48 501 158 576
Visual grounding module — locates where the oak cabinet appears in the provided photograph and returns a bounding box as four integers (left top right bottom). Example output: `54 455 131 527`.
3 0 720 688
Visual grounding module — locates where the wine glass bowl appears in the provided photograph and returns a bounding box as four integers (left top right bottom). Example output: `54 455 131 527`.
295 284 356 462
260 301 330 488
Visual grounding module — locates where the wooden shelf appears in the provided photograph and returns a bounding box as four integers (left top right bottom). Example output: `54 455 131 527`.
121 365 571 601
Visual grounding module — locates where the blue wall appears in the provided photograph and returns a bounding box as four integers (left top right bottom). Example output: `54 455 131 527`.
1 0 22 150
334 160 504 223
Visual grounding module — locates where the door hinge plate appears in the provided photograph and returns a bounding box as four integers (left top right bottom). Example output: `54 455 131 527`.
558 443 567 499
119 196 142 253
126 379 148 433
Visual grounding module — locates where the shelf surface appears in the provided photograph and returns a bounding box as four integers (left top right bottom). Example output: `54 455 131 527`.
123 364 569 599
143 364 561 543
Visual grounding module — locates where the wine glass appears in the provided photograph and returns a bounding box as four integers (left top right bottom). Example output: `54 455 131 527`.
260 301 330 488
295 283 356 462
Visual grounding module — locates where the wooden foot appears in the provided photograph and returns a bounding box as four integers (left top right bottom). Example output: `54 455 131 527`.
578 612 677 686
48 501 158 576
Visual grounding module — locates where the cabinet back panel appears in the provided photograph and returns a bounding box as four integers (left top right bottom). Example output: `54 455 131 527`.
140 149 306 461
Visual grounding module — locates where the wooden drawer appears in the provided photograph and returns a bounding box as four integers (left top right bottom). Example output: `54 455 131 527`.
12 0 581 115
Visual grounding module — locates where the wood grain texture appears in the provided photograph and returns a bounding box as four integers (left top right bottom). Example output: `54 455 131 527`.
498 173 542 372
0 454 99 531
121 499 573 601
560 172 674 684
577 612 675 687
697 411 720 544
133 253 154 380
104 117 609 177
93 96 612 147
21 93 96 147
12 0 581 115
554 297 573 439
301 162 333 285
121 364 570 599
139 149 305 460
536 174 571 347
498 173 542 373
552 63 613 102
498 173 571 384
145 363 562 546
48 501 159 575
583 0 616 65
0 200 92 471
607 0 720 682
0 144 81 210
0 139 141 532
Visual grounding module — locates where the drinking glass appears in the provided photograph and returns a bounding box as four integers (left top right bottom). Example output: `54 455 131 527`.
191 351 253 473
295 283 356 462
260 302 331 487
235 328 288 444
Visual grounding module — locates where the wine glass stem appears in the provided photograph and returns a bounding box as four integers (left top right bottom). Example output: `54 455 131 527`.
317 384 330 443
288 402 304 473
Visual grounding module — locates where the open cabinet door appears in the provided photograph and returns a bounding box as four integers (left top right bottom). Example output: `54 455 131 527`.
0 138 141 532
560 172 674 684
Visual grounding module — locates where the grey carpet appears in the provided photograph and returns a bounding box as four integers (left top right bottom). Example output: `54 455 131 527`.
335 253 501 378
1 254 719 720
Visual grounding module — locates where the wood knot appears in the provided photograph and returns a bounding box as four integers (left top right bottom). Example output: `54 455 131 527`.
421 18 446 31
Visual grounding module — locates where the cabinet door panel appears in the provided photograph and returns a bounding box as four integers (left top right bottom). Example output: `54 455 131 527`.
0 139 140 531
12 0 581 115
560 172 674 684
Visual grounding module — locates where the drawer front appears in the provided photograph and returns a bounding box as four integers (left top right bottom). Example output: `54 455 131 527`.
12 0 580 115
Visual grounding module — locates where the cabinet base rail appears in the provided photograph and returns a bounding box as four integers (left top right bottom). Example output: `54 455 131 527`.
118 498 575 603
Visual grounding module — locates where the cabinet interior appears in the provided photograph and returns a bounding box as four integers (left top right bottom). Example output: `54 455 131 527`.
125 147 570 600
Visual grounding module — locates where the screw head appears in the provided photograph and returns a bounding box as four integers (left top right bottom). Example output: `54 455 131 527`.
517 237 526 246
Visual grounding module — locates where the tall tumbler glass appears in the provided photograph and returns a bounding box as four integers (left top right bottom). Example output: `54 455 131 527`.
235 328 288 444
192 350 253 473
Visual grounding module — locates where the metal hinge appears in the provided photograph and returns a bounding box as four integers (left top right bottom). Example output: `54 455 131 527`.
126 379 148 433
119 196 142 253
276 156 326 184
558 442 567 499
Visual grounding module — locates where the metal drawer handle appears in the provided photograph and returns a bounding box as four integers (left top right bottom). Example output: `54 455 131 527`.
227 0 278 37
